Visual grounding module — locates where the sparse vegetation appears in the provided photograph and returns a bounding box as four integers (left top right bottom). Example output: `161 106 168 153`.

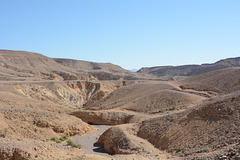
56 140 61 143
72 144 82 149
202 146 209 152
66 139 81 149
172 105 176 110
51 137 57 142
50 137 81 149
59 136 68 141
170 105 176 110
51 136 68 143
66 139 74 146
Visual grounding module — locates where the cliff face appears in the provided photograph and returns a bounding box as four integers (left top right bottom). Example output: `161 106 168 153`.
14 81 117 108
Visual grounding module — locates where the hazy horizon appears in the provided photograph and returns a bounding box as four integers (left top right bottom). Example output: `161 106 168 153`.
1 0 239 69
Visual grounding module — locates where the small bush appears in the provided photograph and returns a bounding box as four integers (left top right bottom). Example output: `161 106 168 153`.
59 136 68 141
51 137 57 142
56 140 61 143
72 144 82 149
170 105 176 110
66 139 81 149
66 139 74 146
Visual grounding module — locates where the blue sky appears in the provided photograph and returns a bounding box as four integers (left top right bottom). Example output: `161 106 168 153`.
0 0 239 69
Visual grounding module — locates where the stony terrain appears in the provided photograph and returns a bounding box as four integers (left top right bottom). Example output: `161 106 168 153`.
0 49 240 160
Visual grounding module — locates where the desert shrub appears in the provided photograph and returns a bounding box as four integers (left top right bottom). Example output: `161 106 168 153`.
59 136 68 141
72 144 82 149
66 139 74 146
171 105 176 110
51 137 57 142
56 140 61 143
66 139 81 149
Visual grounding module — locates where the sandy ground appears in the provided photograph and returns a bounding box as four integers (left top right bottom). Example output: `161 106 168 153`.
71 125 113 155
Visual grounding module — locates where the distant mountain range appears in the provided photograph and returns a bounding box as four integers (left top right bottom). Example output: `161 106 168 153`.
138 57 240 77
1 49 240 80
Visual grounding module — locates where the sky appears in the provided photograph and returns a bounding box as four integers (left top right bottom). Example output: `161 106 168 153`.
0 0 240 70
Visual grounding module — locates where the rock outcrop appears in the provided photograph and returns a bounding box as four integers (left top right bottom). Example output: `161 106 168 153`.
98 124 160 155
71 110 141 125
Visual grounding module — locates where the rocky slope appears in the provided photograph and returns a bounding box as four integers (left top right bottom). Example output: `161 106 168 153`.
86 81 208 114
138 91 240 159
180 67 240 94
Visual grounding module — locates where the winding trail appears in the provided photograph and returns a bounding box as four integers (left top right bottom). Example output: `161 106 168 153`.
71 125 112 155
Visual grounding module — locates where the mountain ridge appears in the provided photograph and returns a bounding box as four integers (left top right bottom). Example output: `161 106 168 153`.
138 56 240 77
0 49 141 81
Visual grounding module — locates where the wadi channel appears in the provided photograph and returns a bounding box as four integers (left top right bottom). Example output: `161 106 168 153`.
0 50 240 160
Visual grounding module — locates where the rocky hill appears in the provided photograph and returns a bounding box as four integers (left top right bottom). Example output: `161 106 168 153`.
138 57 240 77
0 49 141 81
180 67 240 94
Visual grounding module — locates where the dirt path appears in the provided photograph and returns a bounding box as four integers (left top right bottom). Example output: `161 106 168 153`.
71 125 113 155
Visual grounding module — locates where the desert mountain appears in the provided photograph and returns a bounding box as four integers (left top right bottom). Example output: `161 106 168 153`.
0 49 140 81
138 57 240 77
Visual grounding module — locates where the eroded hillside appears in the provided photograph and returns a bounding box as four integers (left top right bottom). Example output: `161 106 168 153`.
1 50 240 160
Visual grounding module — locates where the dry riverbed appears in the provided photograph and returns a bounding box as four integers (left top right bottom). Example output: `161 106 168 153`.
71 125 113 155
